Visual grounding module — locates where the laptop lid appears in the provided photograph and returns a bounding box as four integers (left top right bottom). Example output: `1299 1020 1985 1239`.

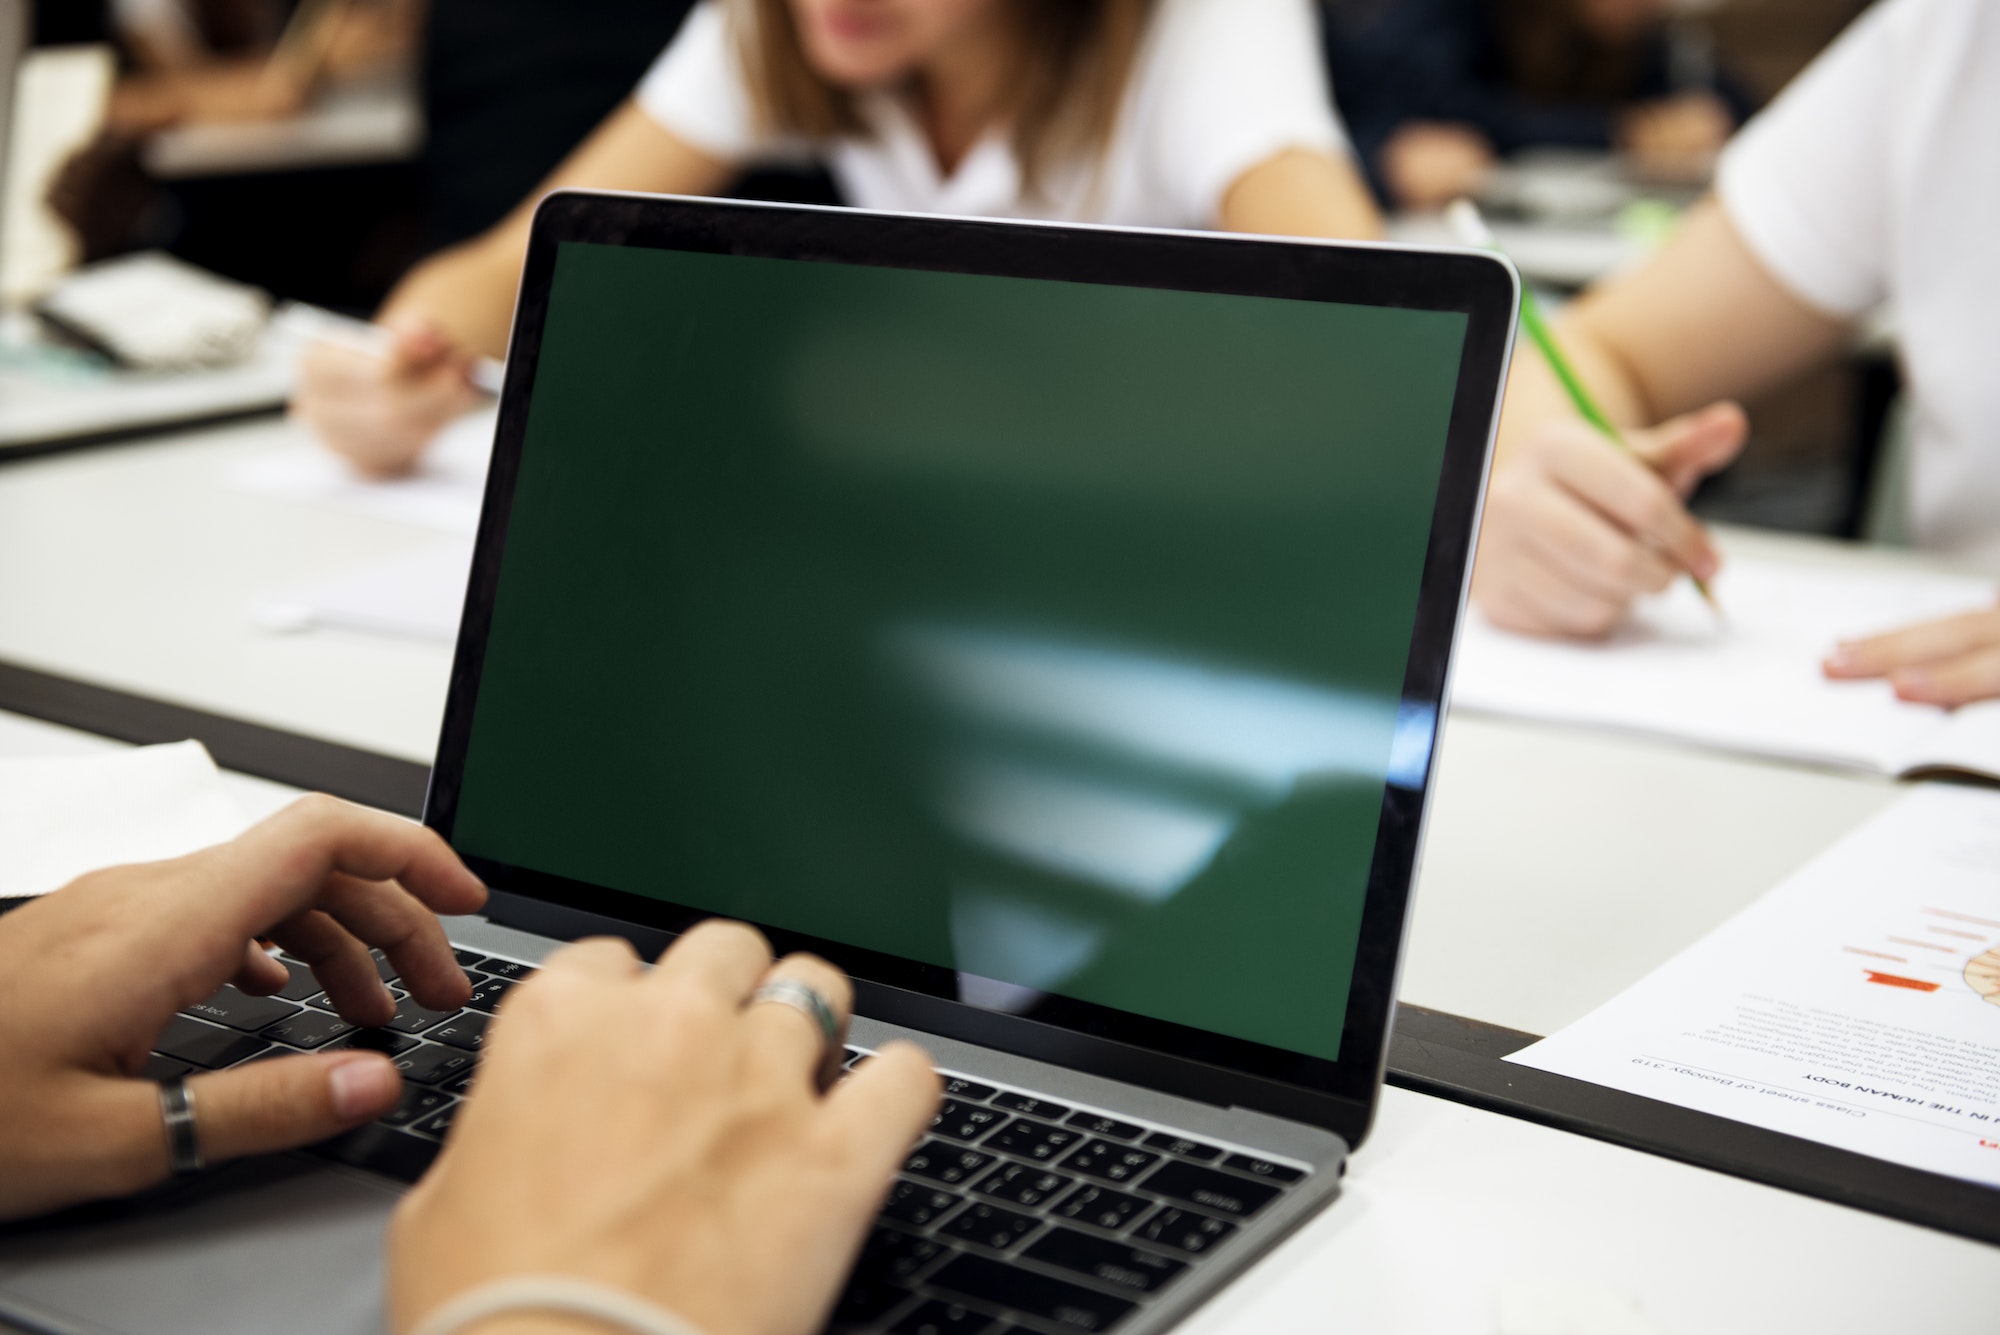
425 193 1516 1147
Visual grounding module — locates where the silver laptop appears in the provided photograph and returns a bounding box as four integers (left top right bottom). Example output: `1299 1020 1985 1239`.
0 194 1516 1335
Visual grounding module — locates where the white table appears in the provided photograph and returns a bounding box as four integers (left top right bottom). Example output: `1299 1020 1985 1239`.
0 420 1994 1331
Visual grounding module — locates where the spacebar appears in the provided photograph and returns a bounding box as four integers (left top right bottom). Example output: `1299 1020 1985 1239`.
927 1253 1137 1332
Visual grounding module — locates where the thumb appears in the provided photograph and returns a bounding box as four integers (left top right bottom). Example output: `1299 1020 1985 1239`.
1634 401 1748 495
186 1051 403 1163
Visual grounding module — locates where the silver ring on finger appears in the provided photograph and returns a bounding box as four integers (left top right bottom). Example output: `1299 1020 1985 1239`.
158 1076 205 1176
748 978 842 1087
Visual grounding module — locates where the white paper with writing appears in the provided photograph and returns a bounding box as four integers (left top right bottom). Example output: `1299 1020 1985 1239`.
1509 784 2000 1187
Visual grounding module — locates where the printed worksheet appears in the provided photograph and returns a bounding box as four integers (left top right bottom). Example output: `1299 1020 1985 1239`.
1509 784 2000 1187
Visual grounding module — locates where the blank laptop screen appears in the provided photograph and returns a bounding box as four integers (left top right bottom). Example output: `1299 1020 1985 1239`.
450 241 1467 1063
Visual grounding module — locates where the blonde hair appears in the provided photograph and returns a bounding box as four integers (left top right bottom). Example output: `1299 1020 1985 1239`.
733 0 1155 195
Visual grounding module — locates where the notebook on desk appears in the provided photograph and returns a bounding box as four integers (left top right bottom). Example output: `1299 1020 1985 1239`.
0 196 1516 1335
1453 554 2000 781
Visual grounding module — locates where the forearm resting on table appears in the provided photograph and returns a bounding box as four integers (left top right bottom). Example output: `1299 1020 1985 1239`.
377 102 735 360
378 240 523 362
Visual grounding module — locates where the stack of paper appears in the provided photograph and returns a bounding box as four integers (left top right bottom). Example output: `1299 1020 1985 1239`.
1451 556 2000 779
0 741 251 899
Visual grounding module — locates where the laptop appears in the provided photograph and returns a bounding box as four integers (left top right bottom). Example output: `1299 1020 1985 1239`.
0 194 1516 1335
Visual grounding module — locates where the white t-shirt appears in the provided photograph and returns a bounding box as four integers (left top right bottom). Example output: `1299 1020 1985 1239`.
1715 0 2000 561
635 0 1348 230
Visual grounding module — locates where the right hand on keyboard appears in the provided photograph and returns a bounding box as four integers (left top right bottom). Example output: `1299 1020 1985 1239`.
388 920 943 1335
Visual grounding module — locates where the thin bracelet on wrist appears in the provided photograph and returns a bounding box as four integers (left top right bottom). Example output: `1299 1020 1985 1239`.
406 1276 709 1335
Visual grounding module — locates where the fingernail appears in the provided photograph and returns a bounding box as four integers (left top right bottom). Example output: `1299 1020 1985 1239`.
1893 669 1932 695
1823 648 1856 673
1693 552 1719 581
329 1056 399 1120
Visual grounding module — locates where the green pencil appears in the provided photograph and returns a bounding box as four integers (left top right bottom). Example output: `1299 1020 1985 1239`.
1446 200 1720 614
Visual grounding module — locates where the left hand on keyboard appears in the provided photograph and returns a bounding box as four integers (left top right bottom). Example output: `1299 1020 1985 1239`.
0 795 487 1220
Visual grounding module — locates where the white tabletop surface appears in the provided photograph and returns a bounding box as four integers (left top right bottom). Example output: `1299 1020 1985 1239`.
0 418 1994 1330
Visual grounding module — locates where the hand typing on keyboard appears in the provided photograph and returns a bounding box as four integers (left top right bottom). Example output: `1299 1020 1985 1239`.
0 795 486 1221
388 920 942 1335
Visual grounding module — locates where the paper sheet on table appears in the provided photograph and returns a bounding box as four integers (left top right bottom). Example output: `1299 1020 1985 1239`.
0 741 252 898
223 407 495 536
1508 784 2000 1188
1451 556 2000 778
251 538 472 642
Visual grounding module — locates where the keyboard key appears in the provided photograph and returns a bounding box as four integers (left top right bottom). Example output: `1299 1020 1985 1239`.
392 1042 478 1087
411 1103 460 1140
153 1016 270 1069
477 959 537 982
312 1123 439 1184
930 1099 1008 1143
1064 1112 1142 1141
1051 1185 1151 1232
983 1118 1081 1162
381 1086 454 1128
881 1181 962 1228
452 950 488 970
939 1202 1040 1252
891 1298 998 1335
424 1013 490 1052
941 1076 997 1101
971 1163 1072 1209
853 1226 949 1285
182 986 301 1033
1140 1133 1221 1162
376 996 455 1035
989 1093 1070 1120
1140 1161 1280 1219
903 1142 995 1186
1133 1207 1235 1255
141 1054 193 1081
465 978 513 1013
368 951 399 983
441 1069 479 1096
1063 1140 1159 1185
830 1275 914 1327
238 1047 297 1065
271 957 326 1002
1221 1154 1305 1184
927 1254 1134 1332
260 1010 358 1050
1023 1228 1185 1295
332 1029 423 1058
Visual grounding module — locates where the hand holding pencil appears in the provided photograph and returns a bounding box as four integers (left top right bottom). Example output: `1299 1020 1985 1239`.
1451 201 1748 637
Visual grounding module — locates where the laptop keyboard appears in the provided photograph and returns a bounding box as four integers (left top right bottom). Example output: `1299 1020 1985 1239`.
150 949 1312 1334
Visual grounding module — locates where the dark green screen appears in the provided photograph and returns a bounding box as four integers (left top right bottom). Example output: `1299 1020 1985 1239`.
452 242 1465 1061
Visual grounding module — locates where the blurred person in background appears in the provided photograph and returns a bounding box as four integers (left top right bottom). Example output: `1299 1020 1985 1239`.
1471 0 2000 706
47 0 425 298
294 0 1383 474
1325 0 1757 212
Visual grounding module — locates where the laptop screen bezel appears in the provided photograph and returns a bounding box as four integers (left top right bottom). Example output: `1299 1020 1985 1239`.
425 191 1516 1144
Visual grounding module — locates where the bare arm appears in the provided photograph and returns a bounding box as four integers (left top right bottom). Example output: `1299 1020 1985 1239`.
1496 198 1852 461
296 102 733 472
1217 148 1384 241
383 101 735 359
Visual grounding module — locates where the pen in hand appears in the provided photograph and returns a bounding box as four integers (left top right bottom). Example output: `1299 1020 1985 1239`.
1445 199 1723 619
